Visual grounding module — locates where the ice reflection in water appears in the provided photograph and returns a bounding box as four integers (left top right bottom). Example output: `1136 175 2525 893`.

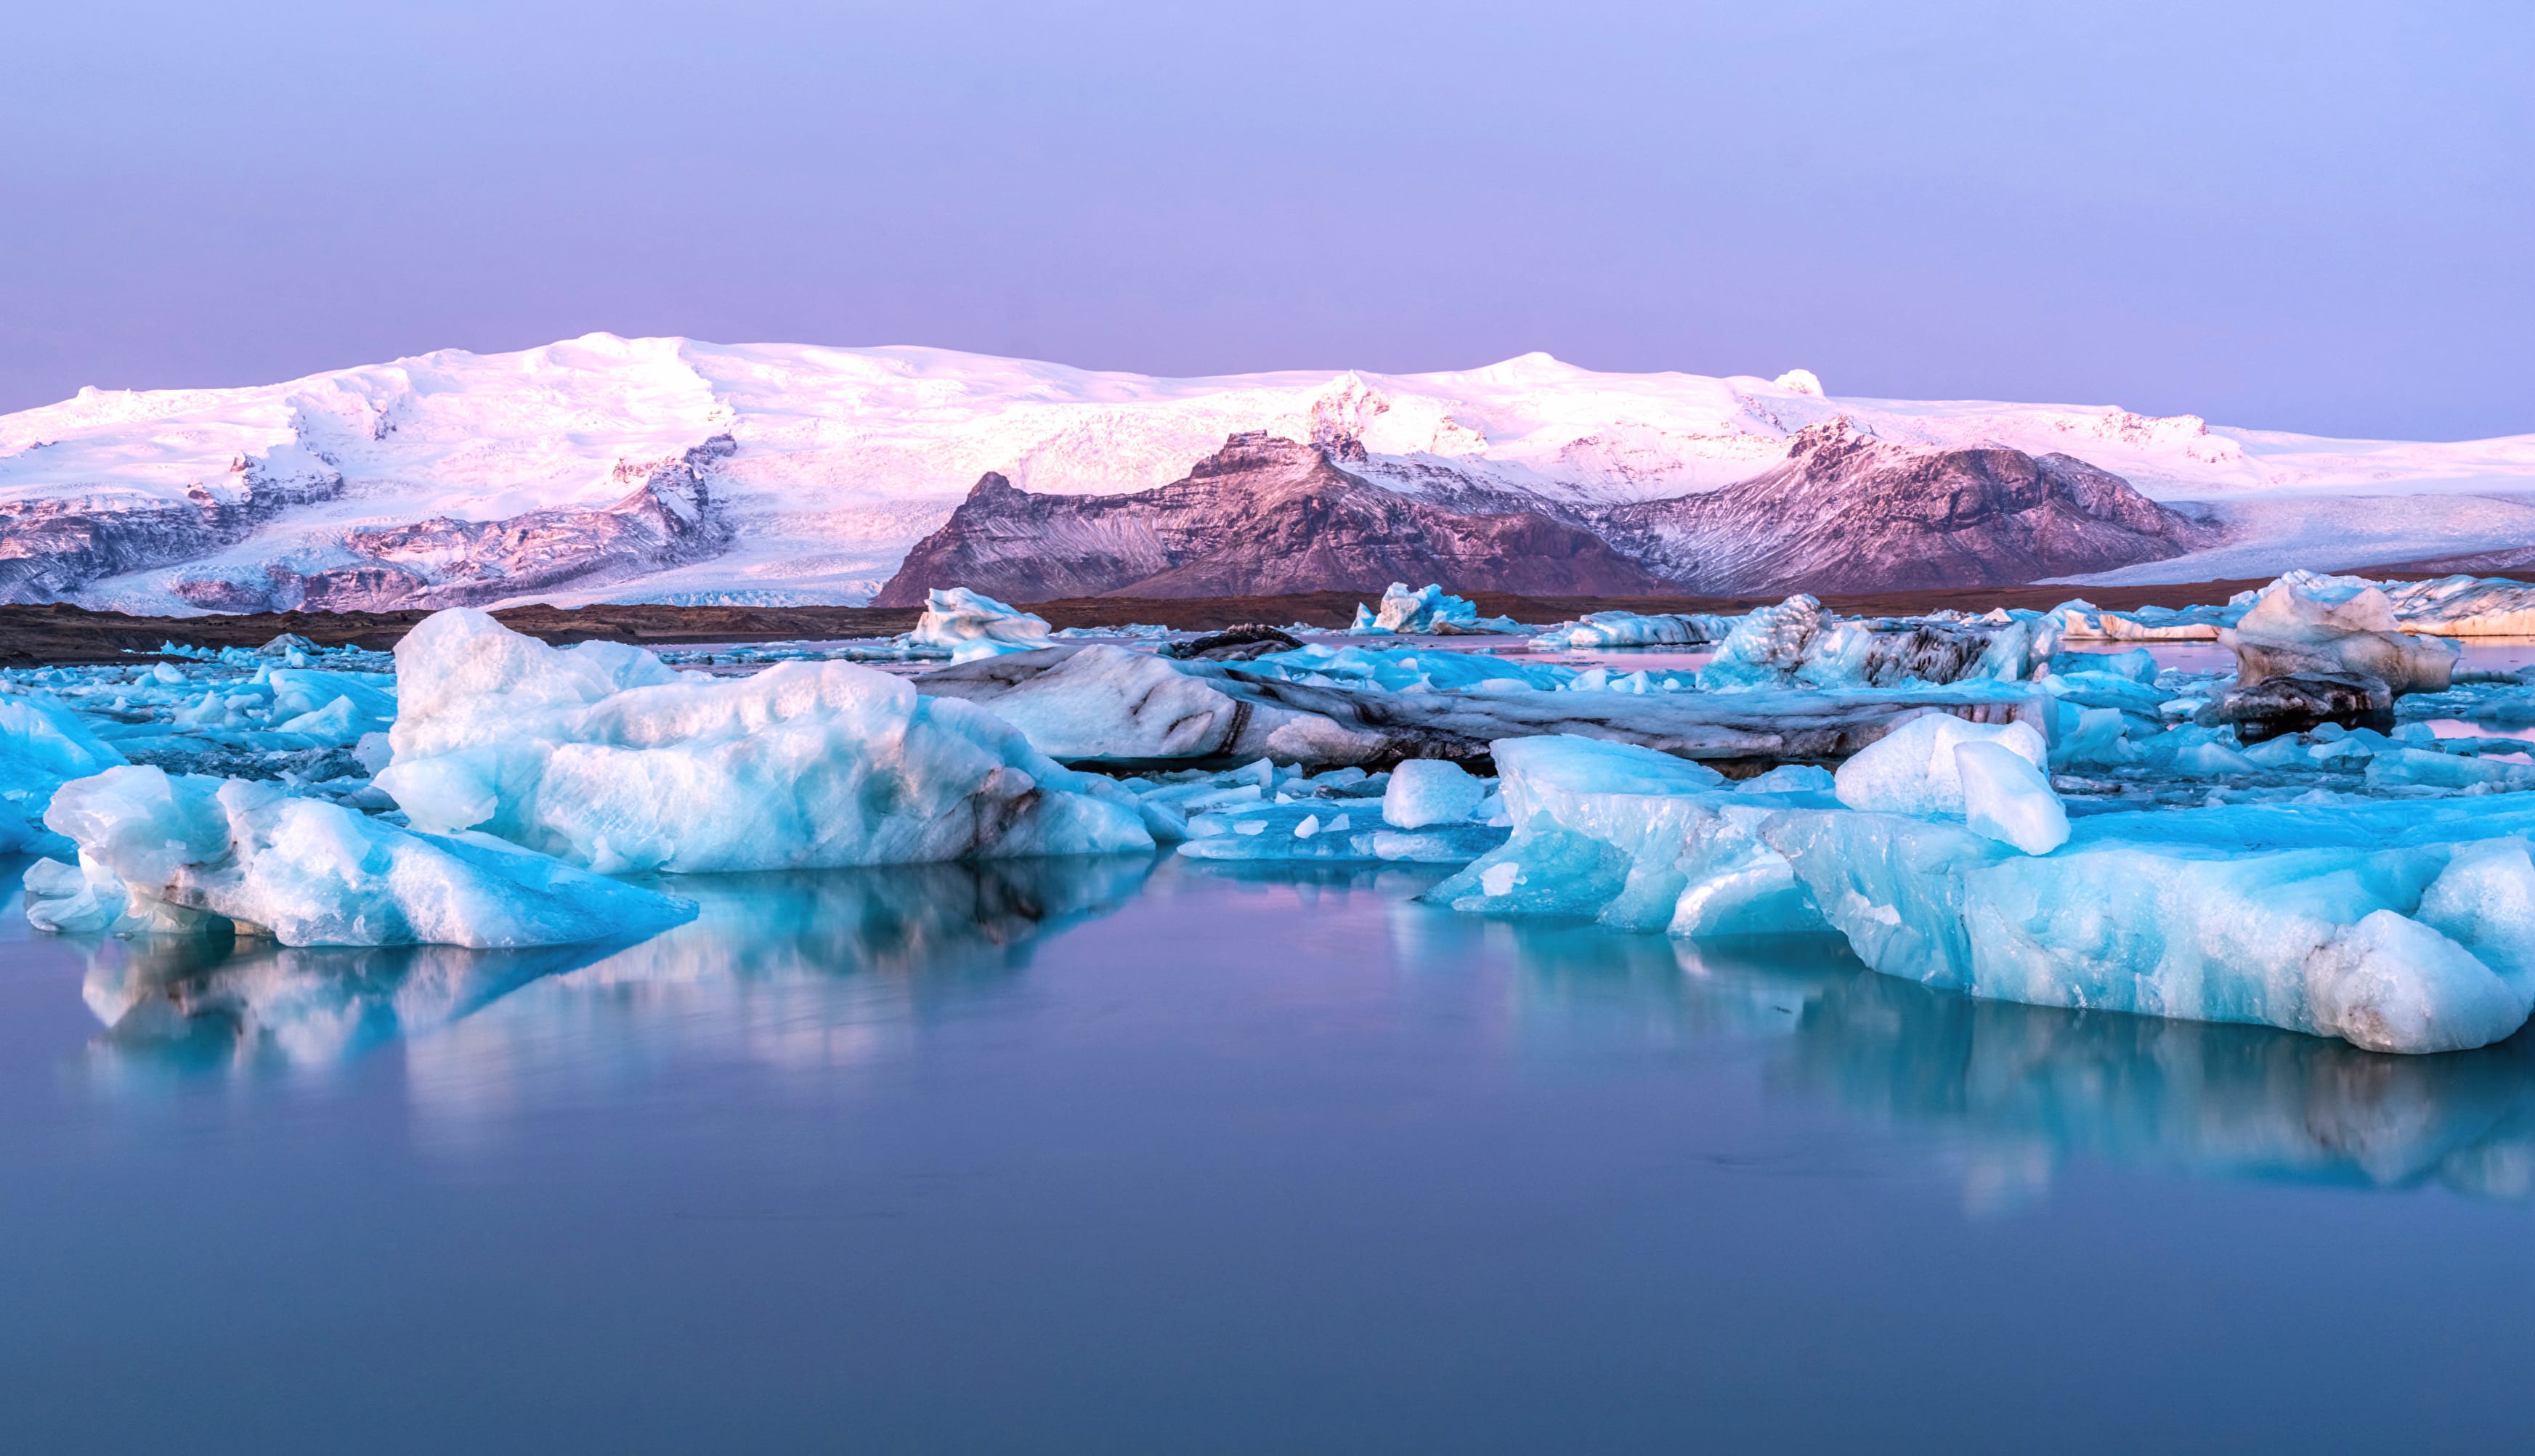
51 850 2535 1203
74 853 1163 1085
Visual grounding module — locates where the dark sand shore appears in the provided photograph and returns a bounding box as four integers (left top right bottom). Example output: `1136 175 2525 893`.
0 579 2308 665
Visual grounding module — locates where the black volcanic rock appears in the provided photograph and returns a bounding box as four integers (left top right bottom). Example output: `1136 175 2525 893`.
873 432 1668 605
1594 420 2217 595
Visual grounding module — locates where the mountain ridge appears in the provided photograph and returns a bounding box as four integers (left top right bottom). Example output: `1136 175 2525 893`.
4 333 2531 612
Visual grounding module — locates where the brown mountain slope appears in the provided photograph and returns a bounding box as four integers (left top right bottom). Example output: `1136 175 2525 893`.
1593 420 2218 594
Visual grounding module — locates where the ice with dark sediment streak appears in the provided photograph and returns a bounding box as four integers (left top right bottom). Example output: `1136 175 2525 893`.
2220 579 2458 695
375 608 1153 871
1696 594 2061 691
920 642 2048 770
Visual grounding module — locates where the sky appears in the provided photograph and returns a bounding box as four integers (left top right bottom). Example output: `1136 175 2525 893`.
3 0 2528 439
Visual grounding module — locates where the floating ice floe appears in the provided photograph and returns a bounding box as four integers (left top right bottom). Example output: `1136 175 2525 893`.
1698 595 2058 691
28 765 697 948
1530 610 1740 651
1426 731 2535 1053
1348 582 1520 635
1167 757 1509 864
917 643 2048 770
375 608 1153 871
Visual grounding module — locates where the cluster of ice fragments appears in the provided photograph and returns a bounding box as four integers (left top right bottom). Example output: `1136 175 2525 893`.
18 568 2535 1054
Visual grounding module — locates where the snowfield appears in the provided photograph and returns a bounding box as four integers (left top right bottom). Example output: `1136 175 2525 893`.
5 333 2533 612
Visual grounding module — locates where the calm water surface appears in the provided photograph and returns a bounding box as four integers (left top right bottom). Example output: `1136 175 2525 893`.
4 853 2533 1454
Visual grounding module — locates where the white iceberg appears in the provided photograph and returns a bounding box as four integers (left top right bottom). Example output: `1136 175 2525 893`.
1426 736 1833 936
1348 582 1512 634
1763 800 2535 1054
30 765 696 948
375 608 1153 872
1529 611 1737 651
904 587 1054 660
2220 581 2458 695
1425 726 2535 1053
1833 713 2051 818
1954 739 2070 855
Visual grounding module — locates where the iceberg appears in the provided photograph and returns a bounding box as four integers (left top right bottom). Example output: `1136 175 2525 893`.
1530 610 1737 651
0 691 129 853
1699 595 2059 691
1833 713 2050 818
1348 582 1515 634
376 609 1153 871
1384 759 1487 829
904 587 1054 660
1763 800 2535 1054
1954 739 2070 855
30 765 697 948
1425 725 2535 1053
2382 574 2535 637
1426 736 1836 936
2220 581 2458 696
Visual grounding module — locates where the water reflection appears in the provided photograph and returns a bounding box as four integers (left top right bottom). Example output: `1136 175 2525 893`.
81 932 622 1078
47 850 2535 1203
1774 965 2535 1205
1482 918 2535 1203
75 853 1161 1082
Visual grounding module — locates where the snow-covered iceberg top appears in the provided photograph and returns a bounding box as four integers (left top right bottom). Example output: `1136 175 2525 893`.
29 765 696 948
375 608 1153 872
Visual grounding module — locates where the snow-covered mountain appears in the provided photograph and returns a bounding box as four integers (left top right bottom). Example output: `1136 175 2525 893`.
4 333 2532 613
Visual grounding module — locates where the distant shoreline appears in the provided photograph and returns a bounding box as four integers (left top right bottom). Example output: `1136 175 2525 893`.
0 579 2329 666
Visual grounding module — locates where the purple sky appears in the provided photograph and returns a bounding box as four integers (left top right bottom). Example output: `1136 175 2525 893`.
6 1 2528 439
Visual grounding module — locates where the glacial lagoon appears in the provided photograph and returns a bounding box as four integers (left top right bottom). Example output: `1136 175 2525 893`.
5 853 2534 1454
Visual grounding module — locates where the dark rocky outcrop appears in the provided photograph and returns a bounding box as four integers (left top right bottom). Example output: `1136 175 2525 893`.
1160 624 1306 662
1594 420 2215 595
173 435 738 613
873 433 1669 606
2195 670 2394 741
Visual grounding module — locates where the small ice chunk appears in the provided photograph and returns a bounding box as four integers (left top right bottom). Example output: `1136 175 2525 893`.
1954 740 2069 855
1480 861 1520 896
1834 714 2047 818
1382 759 1485 828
